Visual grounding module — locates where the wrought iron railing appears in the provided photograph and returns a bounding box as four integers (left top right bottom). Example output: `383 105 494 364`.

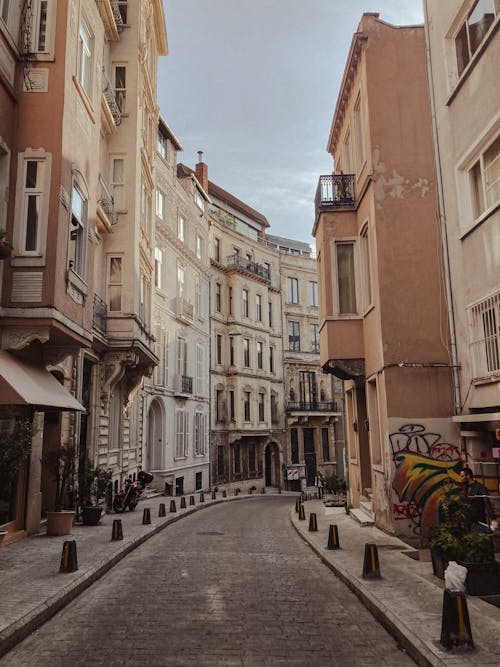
315 174 355 210
286 401 338 413
98 175 117 225
181 375 193 394
102 68 122 126
225 255 271 281
93 294 108 333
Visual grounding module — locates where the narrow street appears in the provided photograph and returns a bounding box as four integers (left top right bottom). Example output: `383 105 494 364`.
2 497 414 666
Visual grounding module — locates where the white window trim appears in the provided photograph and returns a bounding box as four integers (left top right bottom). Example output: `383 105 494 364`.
12 149 52 266
360 220 373 314
30 0 56 60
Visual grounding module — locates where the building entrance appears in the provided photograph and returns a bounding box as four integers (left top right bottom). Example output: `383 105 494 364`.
303 428 316 486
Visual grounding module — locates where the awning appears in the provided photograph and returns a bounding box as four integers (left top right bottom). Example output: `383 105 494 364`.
0 350 85 411
452 412 500 423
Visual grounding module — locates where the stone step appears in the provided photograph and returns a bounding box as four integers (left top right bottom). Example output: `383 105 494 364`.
350 507 375 527
359 499 373 516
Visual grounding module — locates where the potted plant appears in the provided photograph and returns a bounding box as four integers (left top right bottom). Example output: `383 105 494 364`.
44 443 76 536
428 494 469 579
460 532 499 596
0 229 12 259
80 462 112 525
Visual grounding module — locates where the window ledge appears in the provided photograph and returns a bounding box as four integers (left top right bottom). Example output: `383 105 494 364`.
472 373 500 387
459 202 500 240
66 268 88 296
10 255 46 267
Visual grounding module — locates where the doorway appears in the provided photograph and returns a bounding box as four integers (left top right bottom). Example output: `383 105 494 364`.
265 443 280 487
303 428 316 486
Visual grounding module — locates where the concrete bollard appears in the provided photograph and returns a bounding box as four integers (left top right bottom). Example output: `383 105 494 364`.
440 590 474 649
111 519 123 541
327 524 340 550
170 500 177 513
362 543 381 579
308 513 318 532
142 507 151 525
60 540 78 573
298 504 306 521
189 495 195 506
212 490 216 500
180 496 187 509
158 503 166 517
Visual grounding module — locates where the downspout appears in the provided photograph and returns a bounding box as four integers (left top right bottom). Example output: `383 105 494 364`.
423 1 462 419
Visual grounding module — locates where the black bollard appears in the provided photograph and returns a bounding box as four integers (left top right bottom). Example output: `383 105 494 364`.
249 488 253 494
440 590 474 649
222 490 227 498
309 513 318 532
362 543 381 579
261 487 266 494
111 519 123 541
295 497 302 513
180 496 187 509
298 504 306 521
189 495 195 506
170 499 177 513
199 492 205 503
212 491 216 500
142 507 151 525
327 524 340 550
60 540 78 573
234 489 238 496
158 503 166 517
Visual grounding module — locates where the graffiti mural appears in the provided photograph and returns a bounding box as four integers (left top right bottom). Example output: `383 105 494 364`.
390 423 462 537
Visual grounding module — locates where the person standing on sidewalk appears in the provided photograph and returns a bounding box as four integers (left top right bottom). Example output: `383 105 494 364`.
459 466 493 531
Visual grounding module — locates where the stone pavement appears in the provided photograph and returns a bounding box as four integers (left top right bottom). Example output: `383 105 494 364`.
1 492 499 665
291 499 500 667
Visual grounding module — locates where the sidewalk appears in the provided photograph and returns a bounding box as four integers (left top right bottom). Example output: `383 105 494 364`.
291 499 500 667
0 490 259 658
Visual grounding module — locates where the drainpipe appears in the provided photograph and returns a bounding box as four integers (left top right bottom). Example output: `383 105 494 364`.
423 1 462 420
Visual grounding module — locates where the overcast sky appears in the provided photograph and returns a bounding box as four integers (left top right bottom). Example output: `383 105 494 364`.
158 1 424 246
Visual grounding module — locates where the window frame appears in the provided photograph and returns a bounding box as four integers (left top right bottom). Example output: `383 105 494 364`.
77 16 94 101
287 277 299 304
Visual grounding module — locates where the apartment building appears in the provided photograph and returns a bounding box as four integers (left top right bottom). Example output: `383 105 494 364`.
313 14 457 537
425 0 500 496
144 124 211 496
266 234 343 492
0 0 167 543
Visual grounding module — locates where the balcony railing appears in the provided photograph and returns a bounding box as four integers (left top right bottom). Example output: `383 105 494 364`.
96 0 124 40
286 401 339 413
93 294 108 333
98 175 117 226
315 174 355 211
225 255 271 281
102 68 122 126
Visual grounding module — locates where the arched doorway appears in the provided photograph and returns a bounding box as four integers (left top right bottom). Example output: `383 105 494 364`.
147 399 164 470
264 443 280 487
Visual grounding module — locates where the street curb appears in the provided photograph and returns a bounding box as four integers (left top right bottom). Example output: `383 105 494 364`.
289 509 447 667
0 496 249 658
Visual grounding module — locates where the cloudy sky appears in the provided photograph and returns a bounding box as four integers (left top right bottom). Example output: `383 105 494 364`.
158 1 424 245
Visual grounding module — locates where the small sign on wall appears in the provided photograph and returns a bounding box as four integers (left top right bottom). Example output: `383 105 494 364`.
492 447 500 459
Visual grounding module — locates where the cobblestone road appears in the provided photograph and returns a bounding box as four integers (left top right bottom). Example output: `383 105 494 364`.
2 497 414 666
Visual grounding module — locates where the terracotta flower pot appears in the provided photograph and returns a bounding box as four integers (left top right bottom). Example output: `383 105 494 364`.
46 511 75 536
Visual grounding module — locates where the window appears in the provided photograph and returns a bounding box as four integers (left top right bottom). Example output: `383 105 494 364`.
468 290 500 377
343 128 353 173
311 324 320 353
196 234 202 259
309 281 318 307
196 343 204 395
68 185 86 276
360 224 372 309
215 283 222 312
455 0 499 77
17 156 48 255
249 444 256 472
154 247 163 289
0 0 9 24
109 158 124 211
195 471 202 489
177 215 184 241
269 346 274 373
217 446 225 478
229 336 235 366
33 0 52 54
214 237 221 261
353 94 365 171
228 286 233 315
256 294 262 321
157 132 167 160
268 301 272 327
0 145 9 231
287 277 299 304
175 410 188 458
194 190 204 211
155 189 165 219
177 337 187 376
242 289 249 317
288 321 300 351
243 338 250 367
336 242 357 314
367 377 382 466
229 390 235 421
114 65 126 113
216 389 224 422
469 133 500 220
234 443 241 474
139 271 150 323
257 341 263 369
244 392 251 421
216 334 222 365
194 413 206 456
177 266 185 298
258 393 265 422
77 18 93 98
108 257 122 311
290 429 299 464
270 392 278 424
322 428 330 462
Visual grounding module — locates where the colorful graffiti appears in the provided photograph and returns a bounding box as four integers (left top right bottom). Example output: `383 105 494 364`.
390 423 462 537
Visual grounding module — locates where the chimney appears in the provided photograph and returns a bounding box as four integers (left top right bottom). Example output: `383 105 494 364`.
195 150 208 193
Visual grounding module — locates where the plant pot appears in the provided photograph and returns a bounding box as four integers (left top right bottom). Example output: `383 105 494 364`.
46 511 75 536
430 549 449 580
460 560 500 596
81 506 103 526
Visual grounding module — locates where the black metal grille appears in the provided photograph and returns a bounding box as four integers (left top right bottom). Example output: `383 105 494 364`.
93 294 107 333
315 174 355 210
225 255 270 281
286 401 338 413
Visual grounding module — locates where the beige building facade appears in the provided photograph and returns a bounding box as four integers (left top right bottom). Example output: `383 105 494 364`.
425 0 500 497
313 14 457 537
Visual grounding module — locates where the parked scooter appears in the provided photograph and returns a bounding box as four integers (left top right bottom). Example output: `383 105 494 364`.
113 470 154 513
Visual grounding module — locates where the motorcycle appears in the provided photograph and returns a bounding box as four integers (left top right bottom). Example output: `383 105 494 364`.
112 470 154 513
